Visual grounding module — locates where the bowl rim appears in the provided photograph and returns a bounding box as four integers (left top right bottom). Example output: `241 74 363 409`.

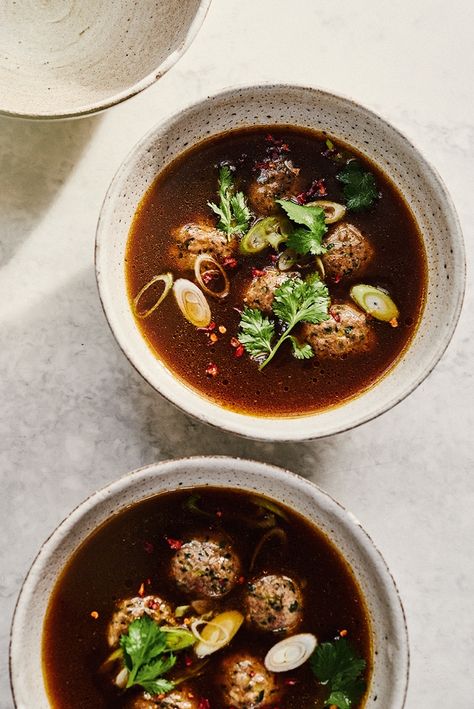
95 81 466 441
0 0 212 120
9 455 410 708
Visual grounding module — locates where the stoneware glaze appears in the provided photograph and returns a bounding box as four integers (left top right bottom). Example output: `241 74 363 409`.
96 84 465 440
0 0 211 119
10 456 409 709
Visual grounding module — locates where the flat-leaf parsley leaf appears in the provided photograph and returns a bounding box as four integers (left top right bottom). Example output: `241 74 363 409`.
208 165 252 237
310 637 366 708
337 160 378 211
276 199 328 256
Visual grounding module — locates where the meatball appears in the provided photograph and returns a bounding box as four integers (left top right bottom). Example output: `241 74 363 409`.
171 222 238 270
107 595 174 648
248 156 301 215
244 574 303 633
244 268 298 313
169 532 241 598
219 652 283 708
321 222 374 281
302 302 376 358
126 686 200 709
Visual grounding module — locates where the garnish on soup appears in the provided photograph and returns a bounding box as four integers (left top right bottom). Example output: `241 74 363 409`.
125 127 426 415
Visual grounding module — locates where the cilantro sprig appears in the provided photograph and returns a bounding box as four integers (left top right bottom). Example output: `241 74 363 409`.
120 616 195 696
276 199 328 256
310 638 367 709
337 160 378 212
208 165 252 237
239 274 330 370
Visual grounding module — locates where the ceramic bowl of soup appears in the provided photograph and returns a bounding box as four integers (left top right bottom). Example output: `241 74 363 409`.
10 456 409 709
0 0 211 119
96 84 465 439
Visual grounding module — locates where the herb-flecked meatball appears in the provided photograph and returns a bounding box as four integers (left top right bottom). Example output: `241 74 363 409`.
107 595 175 648
125 685 200 709
218 652 283 708
244 574 303 633
321 222 374 281
244 268 298 313
302 302 376 358
171 222 238 270
248 155 301 216
169 532 241 598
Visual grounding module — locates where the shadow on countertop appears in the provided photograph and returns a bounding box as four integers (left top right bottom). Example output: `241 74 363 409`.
0 114 100 265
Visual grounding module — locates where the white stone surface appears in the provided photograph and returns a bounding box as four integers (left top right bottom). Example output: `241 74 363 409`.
0 0 472 706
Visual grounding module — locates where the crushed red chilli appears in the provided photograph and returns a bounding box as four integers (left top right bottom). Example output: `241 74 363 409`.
235 344 245 358
252 267 266 278
295 178 327 204
205 363 219 377
222 256 238 270
165 537 183 550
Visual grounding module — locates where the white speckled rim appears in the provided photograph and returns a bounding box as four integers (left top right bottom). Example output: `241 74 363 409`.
95 83 465 440
10 456 409 709
0 0 212 120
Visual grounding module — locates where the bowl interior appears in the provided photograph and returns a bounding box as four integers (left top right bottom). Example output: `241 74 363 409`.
96 85 464 439
10 457 408 708
0 0 209 118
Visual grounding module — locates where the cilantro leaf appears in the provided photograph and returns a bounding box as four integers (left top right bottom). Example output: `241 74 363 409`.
120 616 177 696
238 275 329 370
208 165 252 237
238 307 275 361
310 638 366 708
276 199 328 256
337 160 378 211
290 336 313 360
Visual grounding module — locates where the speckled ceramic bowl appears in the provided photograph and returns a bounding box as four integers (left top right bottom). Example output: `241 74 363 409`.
10 456 409 708
0 0 211 119
96 84 465 440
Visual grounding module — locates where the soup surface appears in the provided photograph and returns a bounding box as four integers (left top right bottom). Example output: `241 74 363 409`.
43 488 372 708
125 127 426 417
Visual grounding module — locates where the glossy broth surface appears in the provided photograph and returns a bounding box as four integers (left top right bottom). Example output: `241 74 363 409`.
126 127 427 415
43 487 372 708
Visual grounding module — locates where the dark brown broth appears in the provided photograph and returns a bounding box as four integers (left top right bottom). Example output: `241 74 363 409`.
125 127 427 415
43 487 372 708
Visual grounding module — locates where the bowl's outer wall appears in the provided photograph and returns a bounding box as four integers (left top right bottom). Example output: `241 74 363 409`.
10 457 409 708
96 85 465 439
0 0 210 118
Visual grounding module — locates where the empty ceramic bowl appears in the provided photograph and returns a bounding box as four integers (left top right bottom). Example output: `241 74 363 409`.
0 0 211 119
95 84 465 440
10 456 409 708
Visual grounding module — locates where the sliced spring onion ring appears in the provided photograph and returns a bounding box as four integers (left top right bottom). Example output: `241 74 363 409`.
160 626 196 650
250 527 288 571
173 278 211 328
114 666 129 689
193 610 244 658
194 253 230 299
277 249 297 272
175 605 191 618
132 272 173 318
265 633 317 673
350 284 399 322
307 200 346 224
240 216 290 255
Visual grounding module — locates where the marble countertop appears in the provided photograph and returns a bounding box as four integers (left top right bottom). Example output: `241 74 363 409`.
1 0 473 706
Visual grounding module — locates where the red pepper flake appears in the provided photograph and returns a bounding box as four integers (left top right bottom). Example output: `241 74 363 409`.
165 537 183 550
295 178 327 204
198 321 216 333
198 700 211 709
389 317 399 328
205 363 219 377
230 337 241 348
218 325 227 334
90 611 99 620
222 256 239 270
202 270 219 285
237 575 246 585
146 598 158 609
252 267 266 278
235 344 245 358
216 510 223 518
333 273 342 284
339 628 348 637
330 306 341 322
185 654 194 667
137 582 145 597
284 678 298 686
209 333 218 343
143 540 154 554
